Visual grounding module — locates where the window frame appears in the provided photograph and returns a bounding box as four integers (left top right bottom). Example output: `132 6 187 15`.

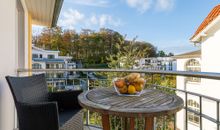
185 59 201 83
187 99 200 125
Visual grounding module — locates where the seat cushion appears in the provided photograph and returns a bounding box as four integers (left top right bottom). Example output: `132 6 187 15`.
59 109 83 130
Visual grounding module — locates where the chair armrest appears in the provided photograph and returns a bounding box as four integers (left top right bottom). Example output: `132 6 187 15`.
49 90 83 110
16 102 59 130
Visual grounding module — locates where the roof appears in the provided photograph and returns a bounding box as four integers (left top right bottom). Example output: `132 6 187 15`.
172 50 201 59
52 0 64 27
23 0 63 27
190 5 220 40
32 45 60 53
33 58 65 63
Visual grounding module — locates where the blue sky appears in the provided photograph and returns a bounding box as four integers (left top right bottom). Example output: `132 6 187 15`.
34 0 220 54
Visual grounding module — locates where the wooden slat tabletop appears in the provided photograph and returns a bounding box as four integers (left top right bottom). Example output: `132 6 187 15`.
78 88 184 117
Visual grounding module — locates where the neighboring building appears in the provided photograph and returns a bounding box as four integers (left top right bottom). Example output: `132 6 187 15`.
0 0 63 129
176 4 220 130
32 45 76 88
134 57 176 71
174 50 201 130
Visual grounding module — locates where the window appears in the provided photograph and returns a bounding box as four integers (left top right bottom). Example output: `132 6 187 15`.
32 63 41 69
32 54 38 58
59 64 64 69
185 59 201 83
39 54 43 58
187 100 200 125
46 64 50 69
46 64 57 69
48 55 55 59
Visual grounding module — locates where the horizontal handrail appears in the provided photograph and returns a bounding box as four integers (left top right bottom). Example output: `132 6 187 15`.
153 84 220 102
17 68 220 80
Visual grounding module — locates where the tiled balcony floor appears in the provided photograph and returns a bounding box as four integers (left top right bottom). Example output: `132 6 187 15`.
84 125 102 130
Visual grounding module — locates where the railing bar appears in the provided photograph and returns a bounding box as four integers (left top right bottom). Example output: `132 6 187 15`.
185 107 218 123
185 92 188 130
17 69 220 80
200 96 202 130
151 74 154 89
217 101 219 130
153 84 220 102
86 72 90 126
174 113 176 130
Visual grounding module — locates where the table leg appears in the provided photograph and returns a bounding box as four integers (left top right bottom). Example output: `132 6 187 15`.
130 117 135 130
145 117 154 130
102 114 110 130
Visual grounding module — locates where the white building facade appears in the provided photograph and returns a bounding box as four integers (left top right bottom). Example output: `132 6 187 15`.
32 45 76 88
176 5 220 130
135 57 176 71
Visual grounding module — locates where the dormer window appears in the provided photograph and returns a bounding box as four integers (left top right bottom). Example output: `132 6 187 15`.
185 59 201 83
48 55 55 59
32 54 38 58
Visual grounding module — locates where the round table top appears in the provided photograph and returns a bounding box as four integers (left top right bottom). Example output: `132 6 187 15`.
78 88 184 117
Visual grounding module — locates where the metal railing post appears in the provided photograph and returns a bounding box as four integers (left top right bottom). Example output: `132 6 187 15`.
199 96 202 130
217 101 219 130
151 74 155 89
185 92 188 130
86 72 90 126
174 114 176 130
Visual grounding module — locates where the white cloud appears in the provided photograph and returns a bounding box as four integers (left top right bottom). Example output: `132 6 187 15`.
98 14 122 27
126 0 153 13
58 9 84 29
125 0 175 13
155 0 174 11
58 9 122 29
87 14 122 27
66 0 110 7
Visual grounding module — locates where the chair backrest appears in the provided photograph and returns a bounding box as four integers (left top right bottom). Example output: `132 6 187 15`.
6 74 49 104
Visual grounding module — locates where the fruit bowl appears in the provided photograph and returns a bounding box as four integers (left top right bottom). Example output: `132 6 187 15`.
113 73 145 96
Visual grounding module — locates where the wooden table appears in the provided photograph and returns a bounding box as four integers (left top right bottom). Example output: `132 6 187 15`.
78 88 184 130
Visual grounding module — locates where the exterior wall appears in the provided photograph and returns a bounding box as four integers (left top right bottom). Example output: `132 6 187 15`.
0 0 30 129
176 58 202 130
201 29 220 99
176 57 219 130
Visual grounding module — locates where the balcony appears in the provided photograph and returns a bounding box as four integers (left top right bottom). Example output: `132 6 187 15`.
16 68 220 130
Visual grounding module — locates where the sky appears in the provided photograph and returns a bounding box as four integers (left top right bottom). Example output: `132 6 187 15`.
33 0 220 54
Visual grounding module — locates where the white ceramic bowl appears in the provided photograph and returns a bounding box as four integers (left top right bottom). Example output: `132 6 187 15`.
113 78 145 96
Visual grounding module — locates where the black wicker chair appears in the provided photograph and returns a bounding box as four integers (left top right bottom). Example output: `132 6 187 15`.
6 74 83 130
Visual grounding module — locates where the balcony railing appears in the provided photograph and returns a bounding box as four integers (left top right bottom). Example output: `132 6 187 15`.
17 69 220 130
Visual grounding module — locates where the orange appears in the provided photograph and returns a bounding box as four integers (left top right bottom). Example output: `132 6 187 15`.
134 84 143 92
128 85 136 94
118 85 128 94
115 79 126 88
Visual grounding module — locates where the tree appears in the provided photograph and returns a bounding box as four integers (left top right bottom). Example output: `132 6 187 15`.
33 26 157 66
107 38 152 69
168 52 174 57
157 50 166 57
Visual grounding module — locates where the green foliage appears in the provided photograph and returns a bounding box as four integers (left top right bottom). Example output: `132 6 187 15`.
157 50 174 57
33 27 157 66
107 38 155 69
